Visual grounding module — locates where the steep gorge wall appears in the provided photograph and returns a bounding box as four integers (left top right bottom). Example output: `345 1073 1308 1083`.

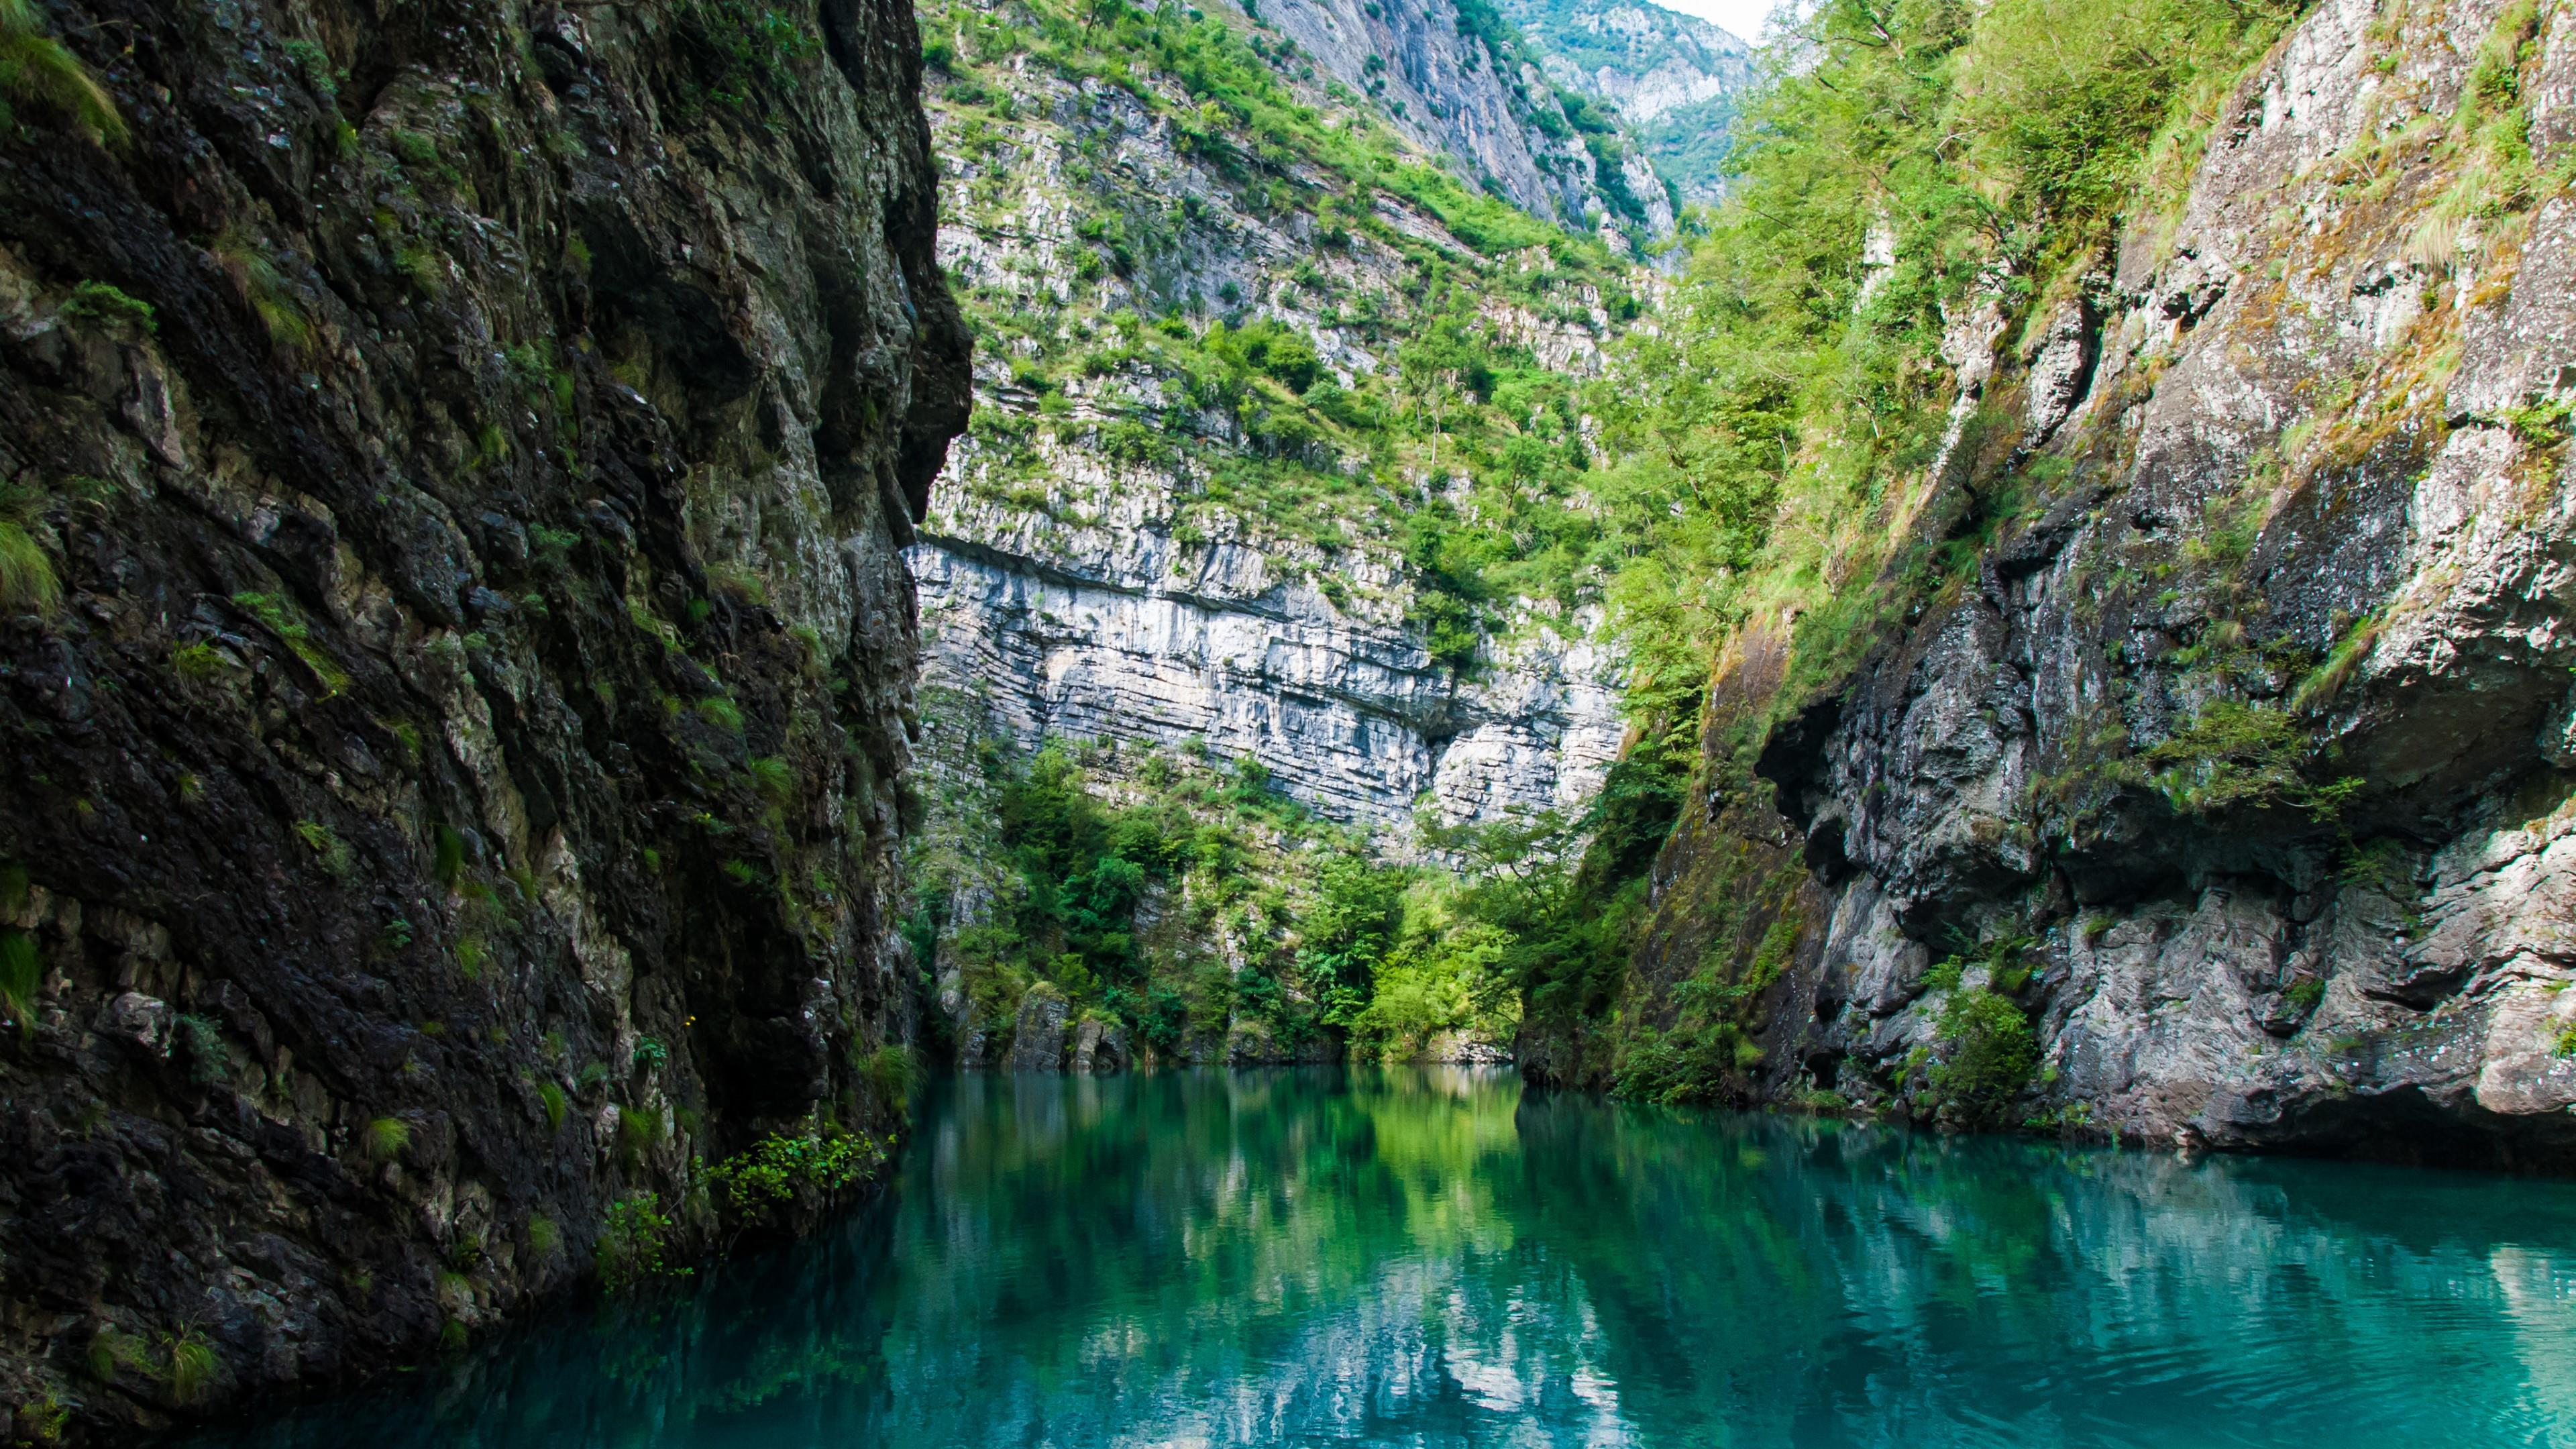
1595 0 2576 1170
0 0 965 1436
913 0 1628 837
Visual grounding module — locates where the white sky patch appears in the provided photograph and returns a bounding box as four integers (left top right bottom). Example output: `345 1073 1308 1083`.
1638 0 1787 46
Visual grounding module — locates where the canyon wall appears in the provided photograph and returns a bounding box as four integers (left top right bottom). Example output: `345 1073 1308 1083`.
1579 0 2576 1171
912 0 1630 838
0 0 964 1436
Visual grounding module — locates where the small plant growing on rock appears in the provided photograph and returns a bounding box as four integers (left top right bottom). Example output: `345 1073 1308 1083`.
858 1043 918 1108
0 928 40 1035
526 1212 561 1257
58 280 152 332
164 1328 215 1403
361 1115 411 1162
595 1191 687 1291
538 1081 568 1130
631 1035 669 1073
85 1324 150 1384
293 818 353 877
0 514 58 616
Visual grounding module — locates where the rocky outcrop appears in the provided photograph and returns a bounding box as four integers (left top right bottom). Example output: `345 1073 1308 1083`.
1607 0 2576 1160
915 527 1621 833
1256 0 1672 240
0 0 965 1436
1615 0 2576 1171
915 2 1629 838
1493 0 1755 203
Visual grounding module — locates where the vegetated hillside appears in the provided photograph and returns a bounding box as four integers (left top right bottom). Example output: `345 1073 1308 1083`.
1493 0 1756 204
0 0 962 1436
904 0 1677 1068
1517 0 2576 1171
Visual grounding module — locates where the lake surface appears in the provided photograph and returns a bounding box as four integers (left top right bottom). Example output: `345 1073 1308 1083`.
201 1067 2576 1447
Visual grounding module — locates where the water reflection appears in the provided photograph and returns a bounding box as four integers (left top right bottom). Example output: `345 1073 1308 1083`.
195 1069 2576 1447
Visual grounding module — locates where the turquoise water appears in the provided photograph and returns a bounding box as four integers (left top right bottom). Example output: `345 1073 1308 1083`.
204 1068 2576 1447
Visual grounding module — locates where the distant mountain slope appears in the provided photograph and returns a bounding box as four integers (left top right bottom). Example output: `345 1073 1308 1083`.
1493 0 1755 203
1260 0 1676 241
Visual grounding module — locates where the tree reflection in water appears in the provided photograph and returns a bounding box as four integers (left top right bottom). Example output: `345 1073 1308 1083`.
193 1068 2576 1448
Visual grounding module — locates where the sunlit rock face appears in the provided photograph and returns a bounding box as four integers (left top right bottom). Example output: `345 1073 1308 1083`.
911 536 1621 833
1600 0 2576 1170
910 0 1629 839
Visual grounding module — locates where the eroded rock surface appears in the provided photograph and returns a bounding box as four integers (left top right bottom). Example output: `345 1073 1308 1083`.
1609 0 2576 1170
0 0 964 1434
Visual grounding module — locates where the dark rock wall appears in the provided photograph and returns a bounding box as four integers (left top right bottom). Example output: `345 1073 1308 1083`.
0 0 965 1436
1601 0 2576 1170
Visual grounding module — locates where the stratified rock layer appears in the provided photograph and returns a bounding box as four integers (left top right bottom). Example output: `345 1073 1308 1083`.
0 0 965 1436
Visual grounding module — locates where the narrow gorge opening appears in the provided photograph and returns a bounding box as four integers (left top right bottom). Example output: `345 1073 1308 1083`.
5 0 2576 1440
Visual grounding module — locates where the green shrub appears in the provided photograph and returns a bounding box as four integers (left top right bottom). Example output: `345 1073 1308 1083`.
595 1191 688 1291
746 755 793 803
705 1124 884 1224
1928 988 2037 1125
58 280 152 331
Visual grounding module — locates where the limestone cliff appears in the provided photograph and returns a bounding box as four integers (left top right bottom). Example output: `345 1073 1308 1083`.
1492 0 1754 205
901 0 1636 1067
1567 0 2576 1171
914 0 1628 841
0 0 965 1436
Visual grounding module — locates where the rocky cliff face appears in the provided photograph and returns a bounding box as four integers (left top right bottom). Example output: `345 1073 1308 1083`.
1594 0 2576 1170
914 0 1629 838
1258 0 1674 241
0 0 965 1436
1492 0 1754 204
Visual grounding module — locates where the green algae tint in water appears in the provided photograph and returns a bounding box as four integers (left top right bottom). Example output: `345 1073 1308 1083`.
200 1069 2576 1448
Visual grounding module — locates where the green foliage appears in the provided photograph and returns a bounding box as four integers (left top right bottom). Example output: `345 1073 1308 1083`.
0 927 40 1035
0 519 58 615
539 1081 568 1130
632 1036 669 1073
60 280 153 332
596 1191 689 1292
674 0 822 115
858 1042 920 1107
746 755 794 804
170 641 231 684
704 1125 885 1225
2131 700 2357 820
231 590 350 693
294 818 354 877
362 1115 411 1162
696 696 746 733
0 1 124 146
164 1330 216 1403
1928 988 2039 1124
526 1212 562 1257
